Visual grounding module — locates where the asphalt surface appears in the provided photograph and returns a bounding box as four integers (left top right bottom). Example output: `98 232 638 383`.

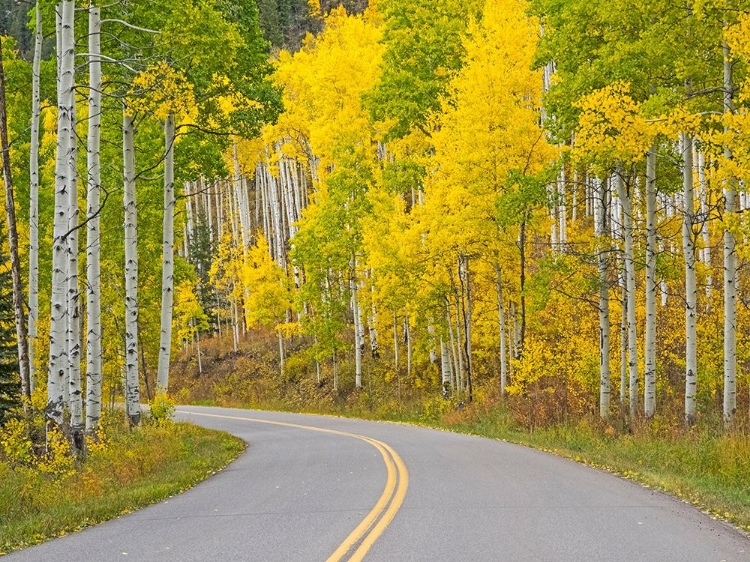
6 405 749 561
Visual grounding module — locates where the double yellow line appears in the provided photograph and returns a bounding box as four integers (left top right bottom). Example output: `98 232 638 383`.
180 411 408 562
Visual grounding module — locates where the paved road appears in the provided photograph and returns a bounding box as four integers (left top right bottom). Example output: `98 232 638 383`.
7 406 749 561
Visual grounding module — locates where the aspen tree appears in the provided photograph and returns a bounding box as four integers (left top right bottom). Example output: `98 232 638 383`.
644 146 657 419
596 177 611 418
47 0 76 428
723 34 737 426
123 109 140 425
85 5 103 431
28 1 43 394
681 132 698 423
156 113 175 392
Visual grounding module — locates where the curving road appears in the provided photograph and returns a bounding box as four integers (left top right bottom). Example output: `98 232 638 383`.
6 405 749 561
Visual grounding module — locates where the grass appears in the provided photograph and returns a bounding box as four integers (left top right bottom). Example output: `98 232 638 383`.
0 419 245 554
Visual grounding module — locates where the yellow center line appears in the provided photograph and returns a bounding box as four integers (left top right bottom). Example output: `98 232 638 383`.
180 410 408 562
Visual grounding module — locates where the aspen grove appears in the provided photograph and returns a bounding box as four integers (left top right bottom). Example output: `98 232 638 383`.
2 0 750 447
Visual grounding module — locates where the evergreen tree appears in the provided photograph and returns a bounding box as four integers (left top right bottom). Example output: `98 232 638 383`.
0 241 19 423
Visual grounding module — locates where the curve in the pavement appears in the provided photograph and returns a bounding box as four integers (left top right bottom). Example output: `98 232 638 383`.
180 410 408 562
5 405 750 562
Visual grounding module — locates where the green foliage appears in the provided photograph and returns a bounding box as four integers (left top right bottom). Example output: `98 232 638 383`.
365 0 483 139
149 393 176 426
0 250 19 423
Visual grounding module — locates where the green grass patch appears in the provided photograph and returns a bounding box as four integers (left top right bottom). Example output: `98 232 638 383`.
0 420 245 554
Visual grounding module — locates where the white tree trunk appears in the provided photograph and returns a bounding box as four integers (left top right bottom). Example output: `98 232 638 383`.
596 177 611 418
616 173 638 417
215 179 223 241
392 311 399 374
405 316 412 379
233 141 249 251
440 338 451 394
558 168 567 248
572 170 578 223
68 75 83 443
85 6 102 431
156 113 175 393
697 150 712 300
620 285 627 405
123 109 140 425
644 147 657 418
454 295 464 390
352 270 362 389
495 264 507 396
723 38 737 425
369 286 379 358
231 294 239 353
28 1 43 394
186 181 195 253
681 133 698 424
47 0 75 427
447 302 459 392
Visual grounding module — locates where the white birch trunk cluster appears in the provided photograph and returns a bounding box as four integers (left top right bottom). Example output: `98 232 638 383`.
47 0 76 428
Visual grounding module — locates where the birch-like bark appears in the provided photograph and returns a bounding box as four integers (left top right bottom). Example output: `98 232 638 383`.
28 3 43 394
620 285 627 405
47 1 75 426
156 113 175 392
454 295 464 390
405 316 412 378
723 36 737 426
440 338 451 394
123 109 140 425
369 286 379 358
572 170 578 223
644 147 657 418
681 133 698 424
495 264 507 396
68 81 83 444
231 294 239 353
85 6 102 431
596 177 611 418
215 180 223 242
697 150 712 300
352 269 362 389
616 172 638 417
459 255 473 401
558 168 567 248
233 141 249 251
447 302 459 392
392 311 399 375
278 329 285 375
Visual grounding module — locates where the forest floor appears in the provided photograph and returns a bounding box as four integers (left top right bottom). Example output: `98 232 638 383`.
171 332 750 537
0 417 244 554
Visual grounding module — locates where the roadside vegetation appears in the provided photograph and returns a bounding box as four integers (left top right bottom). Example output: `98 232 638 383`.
0 394 244 555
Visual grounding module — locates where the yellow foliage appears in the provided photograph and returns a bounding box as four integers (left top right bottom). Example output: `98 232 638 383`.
268 6 384 173
128 61 197 122
575 82 655 165
37 427 75 479
0 419 34 465
242 236 292 329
